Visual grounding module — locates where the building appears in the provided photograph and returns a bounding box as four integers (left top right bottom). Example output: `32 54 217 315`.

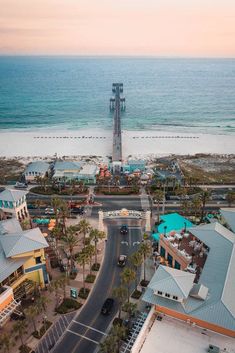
122 160 146 173
0 219 49 326
24 161 50 182
220 208 235 232
0 189 29 220
53 161 98 183
143 222 235 337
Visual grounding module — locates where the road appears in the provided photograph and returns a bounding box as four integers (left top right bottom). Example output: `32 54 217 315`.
52 219 142 353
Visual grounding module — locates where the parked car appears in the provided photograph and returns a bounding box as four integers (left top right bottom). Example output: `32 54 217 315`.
71 207 85 215
101 298 114 315
44 207 55 215
117 255 127 267
120 225 128 235
14 182 28 189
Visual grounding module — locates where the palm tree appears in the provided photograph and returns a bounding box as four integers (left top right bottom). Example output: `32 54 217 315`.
76 249 89 292
139 242 152 282
85 244 95 274
200 190 211 222
111 324 127 352
25 305 38 333
58 275 70 299
0 333 14 353
122 302 137 326
120 267 136 302
51 197 62 226
112 286 128 319
226 191 235 207
51 225 62 249
78 219 91 246
130 251 143 290
191 196 201 217
13 320 27 348
153 190 164 223
99 334 118 353
35 295 50 314
59 200 69 235
49 279 61 308
62 227 79 270
89 228 106 265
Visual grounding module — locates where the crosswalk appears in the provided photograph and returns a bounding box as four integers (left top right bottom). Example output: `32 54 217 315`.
140 188 150 210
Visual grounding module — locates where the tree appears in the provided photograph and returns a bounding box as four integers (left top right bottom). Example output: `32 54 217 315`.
112 286 128 319
89 228 106 265
120 267 136 302
51 197 62 226
76 249 89 292
13 320 27 348
153 190 164 223
51 225 63 249
78 219 91 246
49 279 61 308
111 324 127 352
25 305 38 333
200 190 211 222
59 200 69 235
122 302 137 326
191 196 201 217
99 334 118 353
62 227 79 270
130 251 143 289
58 275 70 299
85 244 95 274
139 242 152 282
226 191 235 207
35 295 50 314
0 333 14 353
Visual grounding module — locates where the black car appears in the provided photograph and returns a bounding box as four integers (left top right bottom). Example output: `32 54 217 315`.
120 225 128 235
71 207 85 215
101 298 114 315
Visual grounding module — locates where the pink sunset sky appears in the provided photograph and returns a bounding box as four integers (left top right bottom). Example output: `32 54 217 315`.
0 0 235 57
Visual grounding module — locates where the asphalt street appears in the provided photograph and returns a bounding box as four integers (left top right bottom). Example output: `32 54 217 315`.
52 219 142 353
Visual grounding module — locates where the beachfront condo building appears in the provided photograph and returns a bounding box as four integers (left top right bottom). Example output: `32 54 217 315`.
0 218 49 327
0 189 29 221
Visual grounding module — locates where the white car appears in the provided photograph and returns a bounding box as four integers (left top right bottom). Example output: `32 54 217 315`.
44 207 55 215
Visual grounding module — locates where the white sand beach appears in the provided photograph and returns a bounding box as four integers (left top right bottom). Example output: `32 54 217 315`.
0 129 234 158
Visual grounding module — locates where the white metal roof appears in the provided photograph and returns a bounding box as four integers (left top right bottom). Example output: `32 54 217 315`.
0 189 28 202
0 219 22 235
149 265 195 299
0 228 48 258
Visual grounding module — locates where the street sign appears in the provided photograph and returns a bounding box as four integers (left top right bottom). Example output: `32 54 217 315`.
70 288 78 299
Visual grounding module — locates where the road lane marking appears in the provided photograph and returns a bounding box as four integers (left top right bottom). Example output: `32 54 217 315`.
67 329 99 344
72 320 107 336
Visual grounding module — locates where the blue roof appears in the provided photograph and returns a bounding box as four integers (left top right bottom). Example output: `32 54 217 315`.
153 213 194 240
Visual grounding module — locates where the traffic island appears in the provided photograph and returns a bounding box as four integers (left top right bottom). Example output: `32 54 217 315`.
85 274 96 283
55 298 82 314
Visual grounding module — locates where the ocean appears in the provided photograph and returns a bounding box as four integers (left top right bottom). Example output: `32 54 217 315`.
0 56 234 135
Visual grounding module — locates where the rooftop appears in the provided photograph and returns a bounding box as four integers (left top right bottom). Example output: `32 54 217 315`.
25 161 50 174
143 222 235 332
54 161 82 171
0 189 28 202
220 208 235 233
138 315 235 353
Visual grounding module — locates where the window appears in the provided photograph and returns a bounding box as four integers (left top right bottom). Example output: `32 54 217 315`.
173 295 178 300
157 291 163 296
35 256 42 264
165 293 170 298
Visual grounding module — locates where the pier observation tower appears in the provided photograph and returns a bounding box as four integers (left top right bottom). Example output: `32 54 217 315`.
110 83 125 173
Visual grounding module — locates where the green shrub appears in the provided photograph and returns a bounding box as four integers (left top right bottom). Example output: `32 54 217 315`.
78 288 90 299
91 263 100 271
56 298 82 314
85 274 96 283
131 289 142 299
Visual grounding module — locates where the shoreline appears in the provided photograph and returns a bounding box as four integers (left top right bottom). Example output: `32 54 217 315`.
0 129 234 158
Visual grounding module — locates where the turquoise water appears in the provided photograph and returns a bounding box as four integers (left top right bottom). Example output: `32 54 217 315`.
0 56 235 134
153 213 194 240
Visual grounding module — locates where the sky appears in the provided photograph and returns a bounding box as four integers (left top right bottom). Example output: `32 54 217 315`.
0 0 235 57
